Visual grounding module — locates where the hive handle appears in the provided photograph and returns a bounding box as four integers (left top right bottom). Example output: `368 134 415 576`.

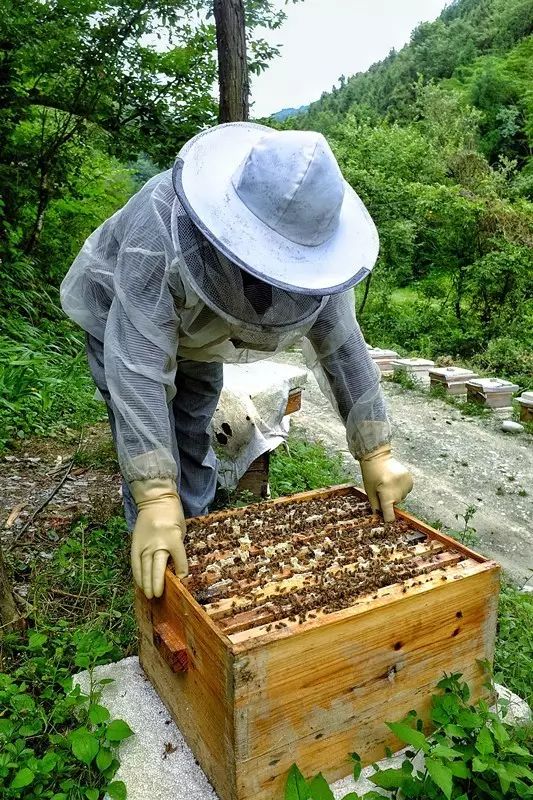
153 621 189 672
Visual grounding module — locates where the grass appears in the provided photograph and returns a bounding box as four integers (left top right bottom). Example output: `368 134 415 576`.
270 436 350 497
0 317 107 453
494 583 533 708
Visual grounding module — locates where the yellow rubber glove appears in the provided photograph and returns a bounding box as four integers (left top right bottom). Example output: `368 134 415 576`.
130 477 188 599
359 444 413 522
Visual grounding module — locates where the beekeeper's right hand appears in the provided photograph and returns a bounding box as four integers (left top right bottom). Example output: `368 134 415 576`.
130 477 188 599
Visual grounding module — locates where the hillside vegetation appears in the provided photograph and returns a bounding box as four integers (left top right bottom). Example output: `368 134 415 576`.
282 0 533 387
0 0 531 452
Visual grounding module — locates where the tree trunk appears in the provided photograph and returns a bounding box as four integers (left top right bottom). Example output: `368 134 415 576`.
0 544 19 635
213 0 249 122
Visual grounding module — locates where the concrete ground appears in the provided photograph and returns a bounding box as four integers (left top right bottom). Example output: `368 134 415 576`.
276 352 533 586
75 658 530 800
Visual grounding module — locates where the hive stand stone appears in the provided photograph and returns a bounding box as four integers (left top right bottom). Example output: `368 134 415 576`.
466 378 519 410
429 367 478 397
392 358 435 388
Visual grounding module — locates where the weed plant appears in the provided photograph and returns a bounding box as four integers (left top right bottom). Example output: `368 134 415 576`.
285 671 533 800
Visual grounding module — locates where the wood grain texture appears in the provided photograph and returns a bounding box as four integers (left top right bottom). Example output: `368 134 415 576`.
136 575 237 799
153 621 189 672
284 389 302 415
233 565 500 799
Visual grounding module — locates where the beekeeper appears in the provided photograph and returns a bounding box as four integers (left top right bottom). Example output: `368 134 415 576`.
61 122 413 599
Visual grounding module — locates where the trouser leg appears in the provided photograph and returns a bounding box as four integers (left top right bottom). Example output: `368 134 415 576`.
172 359 223 518
86 334 138 530
86 336 223 525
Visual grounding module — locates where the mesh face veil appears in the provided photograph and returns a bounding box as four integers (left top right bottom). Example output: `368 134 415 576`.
172 199 327 334
61 168 391 484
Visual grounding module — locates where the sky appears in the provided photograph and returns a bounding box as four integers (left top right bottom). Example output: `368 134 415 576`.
250 0 450 117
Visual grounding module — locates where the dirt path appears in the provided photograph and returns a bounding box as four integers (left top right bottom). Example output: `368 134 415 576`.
278 351 532 585
0 426 122 569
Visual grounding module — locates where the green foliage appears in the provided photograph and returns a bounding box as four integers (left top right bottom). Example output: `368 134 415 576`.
0 512 135 797
0 629 131 799
494 584 533 707
0 319 107 451
280 0 533 385
284 673 533 800
269 437 350 498
446 505 480 547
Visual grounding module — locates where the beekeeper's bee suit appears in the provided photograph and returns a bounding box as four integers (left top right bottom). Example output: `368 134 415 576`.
61 122 413 599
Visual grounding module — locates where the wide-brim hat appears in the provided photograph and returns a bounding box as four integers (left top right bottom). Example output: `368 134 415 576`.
172 122 379 296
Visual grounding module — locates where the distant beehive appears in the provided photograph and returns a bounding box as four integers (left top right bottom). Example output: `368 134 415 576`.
392 357 435 387
466 377 519 411
429 366 478 397
368 347 400 376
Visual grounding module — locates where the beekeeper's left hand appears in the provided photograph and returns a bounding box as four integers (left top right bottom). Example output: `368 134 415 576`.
359 444 413 522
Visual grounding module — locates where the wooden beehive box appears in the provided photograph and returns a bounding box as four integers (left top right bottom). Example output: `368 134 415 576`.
135 485 500 800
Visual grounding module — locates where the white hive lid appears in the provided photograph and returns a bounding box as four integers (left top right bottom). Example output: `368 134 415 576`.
392 358 435 368
370 348 399 359
429 367 477 379
518 390 533 404
467 377 519 392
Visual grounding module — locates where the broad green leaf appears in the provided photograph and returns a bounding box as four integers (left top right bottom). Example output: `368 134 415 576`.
387 722 428 752
0 718 14 738
285 764 310 800
308 774 334 800
430 743 462 760
10 767 35 789
71 730 99 764
19 719 43 737
444 724 466 739
506 742 530 758
106 719 134 743
40 751 58 773
96 747 114 771
495 763 511 794
475 727 494 756
28 631 48 649
85 790 99 800
472 756 489 772
426 758 453 800
449 761 471 779
11 693 35 712
491 720 510 745
370 768 409 790
107 781 127 800
89 703 111 725
456 709 480 729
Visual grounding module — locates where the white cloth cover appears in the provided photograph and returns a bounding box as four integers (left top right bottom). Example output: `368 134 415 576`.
212 362 308 489
60 170 391 485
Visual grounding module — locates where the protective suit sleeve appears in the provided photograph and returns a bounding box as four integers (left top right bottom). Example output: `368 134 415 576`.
304 291 391 459
103 225 180 484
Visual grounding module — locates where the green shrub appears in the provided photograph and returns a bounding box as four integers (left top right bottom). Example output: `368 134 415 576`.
285 672 533 800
